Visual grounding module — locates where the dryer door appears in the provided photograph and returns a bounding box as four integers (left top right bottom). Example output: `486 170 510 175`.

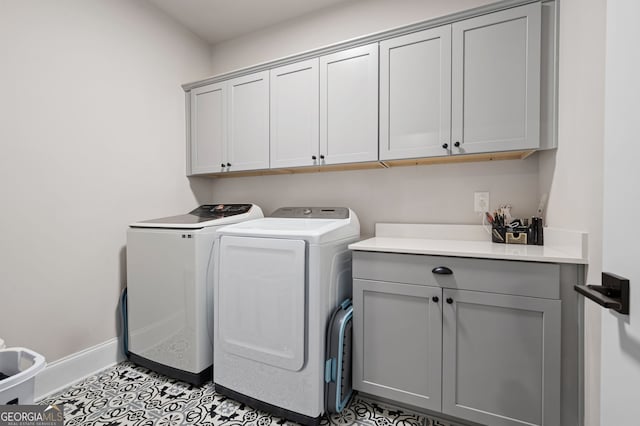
218 235 306 371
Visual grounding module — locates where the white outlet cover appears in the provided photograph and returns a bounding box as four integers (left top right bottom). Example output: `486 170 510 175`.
474 192 490 213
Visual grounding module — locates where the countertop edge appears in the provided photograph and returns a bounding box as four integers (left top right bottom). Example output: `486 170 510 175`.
348 242 588 264
348 225 589 265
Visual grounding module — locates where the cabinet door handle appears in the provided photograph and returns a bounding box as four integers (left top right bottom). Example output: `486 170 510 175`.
454 141 461 148
226 162 231 167
312 155 317 160
319 154 325 160
442 143 449 149
432 266 453 275
446 297 454 304
220 163 226 168
432 296 439 303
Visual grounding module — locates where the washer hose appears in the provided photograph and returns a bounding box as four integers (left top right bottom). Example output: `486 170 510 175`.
120 287 129 355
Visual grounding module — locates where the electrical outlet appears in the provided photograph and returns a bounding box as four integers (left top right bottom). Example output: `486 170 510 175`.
474 192 490 213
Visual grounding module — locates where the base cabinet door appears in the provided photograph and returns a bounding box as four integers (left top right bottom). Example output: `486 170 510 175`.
353 279 442 411
442 289 561 426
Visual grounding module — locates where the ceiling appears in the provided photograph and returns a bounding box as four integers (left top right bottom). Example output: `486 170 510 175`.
148 0 355 45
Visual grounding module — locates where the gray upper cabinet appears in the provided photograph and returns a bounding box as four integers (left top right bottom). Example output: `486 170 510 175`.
442 289 561 426
353 279 442 411
190 82 226 174
270 59 320 168
185 1 556 175
227 71 270 172
272 44 379 168
380 26 452 160
187 71 269 175
320 44 379 165
451 3 541 155
379 3 545 161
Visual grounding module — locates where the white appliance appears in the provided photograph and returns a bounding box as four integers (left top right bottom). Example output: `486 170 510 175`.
126 204 263 385
212 207 360 425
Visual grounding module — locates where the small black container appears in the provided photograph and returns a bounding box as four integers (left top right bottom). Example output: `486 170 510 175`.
530 217 544 245
492 221 543 246
491 225 507 243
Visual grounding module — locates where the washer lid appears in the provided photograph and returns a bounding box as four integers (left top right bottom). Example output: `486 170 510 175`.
130 204 263 229
216 208 360 243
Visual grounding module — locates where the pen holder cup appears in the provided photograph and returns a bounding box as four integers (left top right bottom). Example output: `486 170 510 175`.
491 225 507 243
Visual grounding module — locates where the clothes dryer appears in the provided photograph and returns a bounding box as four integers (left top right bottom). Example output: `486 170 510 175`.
212 207 359 424
126 204 263 385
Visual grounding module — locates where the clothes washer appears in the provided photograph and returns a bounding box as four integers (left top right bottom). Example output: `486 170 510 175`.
126 203 263 385
212 207 360 425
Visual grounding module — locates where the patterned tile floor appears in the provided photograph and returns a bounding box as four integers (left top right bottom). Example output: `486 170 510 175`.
40 362 452 426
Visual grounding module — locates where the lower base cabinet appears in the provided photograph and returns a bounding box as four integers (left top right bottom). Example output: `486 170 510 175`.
352 253 562 426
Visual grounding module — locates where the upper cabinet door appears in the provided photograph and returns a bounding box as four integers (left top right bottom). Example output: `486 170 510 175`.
380 26 452 160
320 44 379 165
270 59 320 168
227 71 270 172
451 3 541 154
190 82 227 174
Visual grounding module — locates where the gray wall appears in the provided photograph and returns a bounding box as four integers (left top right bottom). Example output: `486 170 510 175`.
210 158 539 238
0 1 212 361
539 0 606 423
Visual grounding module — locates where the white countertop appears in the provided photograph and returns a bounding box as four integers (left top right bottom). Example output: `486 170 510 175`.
348 224 588 264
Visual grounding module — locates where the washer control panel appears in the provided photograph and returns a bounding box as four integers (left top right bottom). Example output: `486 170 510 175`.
270 207 349 219
190 204 253 218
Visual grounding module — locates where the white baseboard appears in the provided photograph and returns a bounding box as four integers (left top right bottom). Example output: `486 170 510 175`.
34 337 125 401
